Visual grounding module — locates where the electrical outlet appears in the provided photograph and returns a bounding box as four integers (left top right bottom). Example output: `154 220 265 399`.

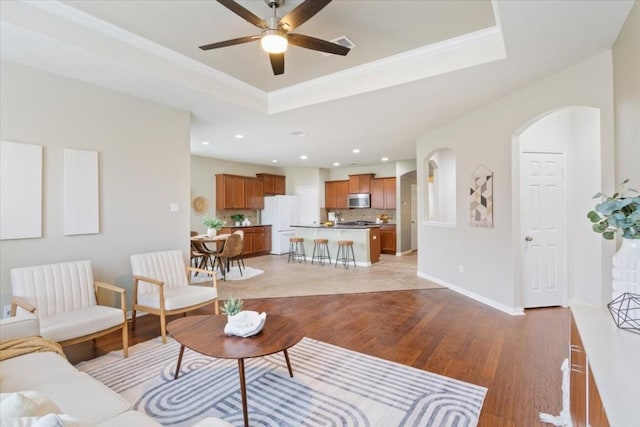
2 304 11 319
458 265 464 274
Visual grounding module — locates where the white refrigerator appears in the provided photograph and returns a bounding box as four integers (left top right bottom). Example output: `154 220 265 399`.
262 195 299 255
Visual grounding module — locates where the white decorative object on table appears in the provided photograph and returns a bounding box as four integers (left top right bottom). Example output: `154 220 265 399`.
225 311 267 337
612 238 640 299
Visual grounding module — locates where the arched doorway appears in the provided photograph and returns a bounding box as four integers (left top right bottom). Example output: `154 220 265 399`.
513 107 602 308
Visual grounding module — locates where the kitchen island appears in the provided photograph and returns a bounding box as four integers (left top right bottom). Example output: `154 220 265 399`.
291 224 381 266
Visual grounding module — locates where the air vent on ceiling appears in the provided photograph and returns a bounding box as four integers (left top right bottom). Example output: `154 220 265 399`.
320 36 356 57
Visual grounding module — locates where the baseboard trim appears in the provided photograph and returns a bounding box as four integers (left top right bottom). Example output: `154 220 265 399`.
417 271 525 316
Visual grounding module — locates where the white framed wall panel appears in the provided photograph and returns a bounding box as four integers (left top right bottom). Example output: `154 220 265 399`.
64 148 99 235
0 140 43 240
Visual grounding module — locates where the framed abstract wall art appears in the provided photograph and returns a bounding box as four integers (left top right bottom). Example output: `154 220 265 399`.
470 165 493 228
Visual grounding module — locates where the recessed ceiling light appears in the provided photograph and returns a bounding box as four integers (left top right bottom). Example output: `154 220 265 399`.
381 157 389 162
234 134 244 139
352 149 360 153
201 141 210 145
289 131 307 137
300 155 308 160
272 159 278 163
333 162 340 167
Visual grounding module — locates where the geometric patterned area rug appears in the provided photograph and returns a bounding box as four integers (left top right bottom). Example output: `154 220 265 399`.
190 266 264 283
77 337 486 427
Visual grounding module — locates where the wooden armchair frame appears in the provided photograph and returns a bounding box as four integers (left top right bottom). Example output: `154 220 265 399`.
11 281 129 357
132 266 219 343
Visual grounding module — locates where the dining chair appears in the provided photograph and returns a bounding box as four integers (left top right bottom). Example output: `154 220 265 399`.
230 229 246 271
10 260 129 357
190 231 205 269
130 250 219 343
214 233 243 281
191 231 216 271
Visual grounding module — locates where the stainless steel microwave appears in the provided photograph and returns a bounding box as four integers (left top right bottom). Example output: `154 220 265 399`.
348 193 370 208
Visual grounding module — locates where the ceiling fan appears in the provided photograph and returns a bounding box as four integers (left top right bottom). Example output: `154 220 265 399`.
199 0 350 75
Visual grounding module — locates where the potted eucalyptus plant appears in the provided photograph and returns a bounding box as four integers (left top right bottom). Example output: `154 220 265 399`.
587 178 639 240
587 179 640 332
203 217 223 237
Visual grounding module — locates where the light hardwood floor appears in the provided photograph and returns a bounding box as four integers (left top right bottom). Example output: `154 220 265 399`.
65 254 569 427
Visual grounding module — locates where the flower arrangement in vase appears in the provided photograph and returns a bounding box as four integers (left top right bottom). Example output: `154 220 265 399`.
202 217 223 237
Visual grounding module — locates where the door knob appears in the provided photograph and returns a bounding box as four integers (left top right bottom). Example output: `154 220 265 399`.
525 236 533 242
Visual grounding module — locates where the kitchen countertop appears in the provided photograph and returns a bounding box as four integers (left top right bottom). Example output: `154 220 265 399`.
571 303 640 426
220 224 272 228
289 225 379 266
291 224 381 229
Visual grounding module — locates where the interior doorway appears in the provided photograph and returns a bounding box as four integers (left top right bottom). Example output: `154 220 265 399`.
521 152 566 307
515 106 602 308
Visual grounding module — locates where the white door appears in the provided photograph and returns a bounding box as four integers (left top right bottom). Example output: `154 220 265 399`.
522 152 566 308
411 184 418 251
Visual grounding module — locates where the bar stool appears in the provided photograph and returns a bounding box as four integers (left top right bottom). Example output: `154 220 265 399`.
335 240 356 269
311 238 331 265
288 237 306 263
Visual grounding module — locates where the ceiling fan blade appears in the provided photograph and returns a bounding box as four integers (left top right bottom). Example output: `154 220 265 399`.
199 35 260 51
288 33 350 56
216 0 268 29
279 0 332 31
270 53 285 75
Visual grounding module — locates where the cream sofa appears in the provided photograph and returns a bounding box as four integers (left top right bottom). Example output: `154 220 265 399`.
0 317 233 427
0 316 158 426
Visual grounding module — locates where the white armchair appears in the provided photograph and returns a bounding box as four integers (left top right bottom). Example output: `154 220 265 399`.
10 260 129 357
130 250 219 343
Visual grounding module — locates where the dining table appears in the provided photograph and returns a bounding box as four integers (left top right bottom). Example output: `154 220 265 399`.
191 233 231 243
190 233 230 273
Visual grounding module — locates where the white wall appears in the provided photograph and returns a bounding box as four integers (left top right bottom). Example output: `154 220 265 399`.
416 51 615 312
0 61 191 308
612 1 640 186
569 108 604 305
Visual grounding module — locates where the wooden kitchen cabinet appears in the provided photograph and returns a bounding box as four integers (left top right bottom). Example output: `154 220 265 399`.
252 226 271 253
380 225 396 254
369 227 380 263
218 225 272 257
570 312 609 427
588 365 610 427
217 174 264 209
371 177 396 209
348 174 375 194
216 174 245 209
325 180 349 209
257 173 286 195
244 177 264 209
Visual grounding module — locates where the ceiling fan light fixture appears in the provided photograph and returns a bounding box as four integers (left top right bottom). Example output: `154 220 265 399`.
261 30 288 53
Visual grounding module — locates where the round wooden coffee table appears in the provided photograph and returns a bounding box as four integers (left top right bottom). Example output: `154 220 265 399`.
167 314 304 427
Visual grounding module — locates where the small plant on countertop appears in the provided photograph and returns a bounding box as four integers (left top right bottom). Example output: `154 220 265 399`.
222 296 244 316
230 214 245 223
